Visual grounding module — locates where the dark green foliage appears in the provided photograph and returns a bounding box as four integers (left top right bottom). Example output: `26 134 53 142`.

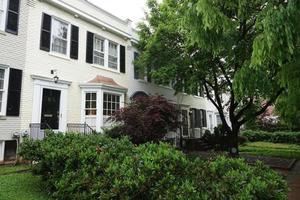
242 130 300 144
136 0 300 154
103 125 124 139
238 136 248 145
20 134 287 200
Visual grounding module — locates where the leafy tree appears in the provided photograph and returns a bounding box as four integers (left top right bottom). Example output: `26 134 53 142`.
110 95 178 144
136 0 300 155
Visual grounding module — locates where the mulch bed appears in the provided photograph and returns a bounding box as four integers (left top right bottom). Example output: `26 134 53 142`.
186 151 297 170
241 154 297 170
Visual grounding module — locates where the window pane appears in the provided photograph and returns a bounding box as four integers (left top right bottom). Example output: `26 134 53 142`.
94 37 104 52
52 38 67 54
0 69 4 90
0 12 3 28
91 101 96 108
0 0 4 9
92 93 96 100
0 91 2 112
52 18 68 55
52 19 68 39
93 51 104 66
108 42 118 69
86 93 90 100
103 93 120 116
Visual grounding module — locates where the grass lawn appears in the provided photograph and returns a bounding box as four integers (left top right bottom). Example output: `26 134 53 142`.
240 142 300 159
0 165 50 200
0 165 31 175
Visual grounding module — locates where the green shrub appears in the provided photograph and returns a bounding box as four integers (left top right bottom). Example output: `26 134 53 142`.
20 134 288 200
242 130 300 144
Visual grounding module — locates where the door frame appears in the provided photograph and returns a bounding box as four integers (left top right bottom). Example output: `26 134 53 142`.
31 76 70 132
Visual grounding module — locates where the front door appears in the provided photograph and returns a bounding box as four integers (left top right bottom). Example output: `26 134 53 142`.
41 88 61 130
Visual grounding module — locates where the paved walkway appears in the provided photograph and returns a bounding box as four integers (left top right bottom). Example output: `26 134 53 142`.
285 160 300 200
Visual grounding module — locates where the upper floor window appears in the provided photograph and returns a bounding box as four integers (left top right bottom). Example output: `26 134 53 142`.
93 36 105 66
103 93 120 116
108 42 118 70
0 67 9 115
0 69 5 113
0 0 7 31
85 92 97 116
51 18 70 55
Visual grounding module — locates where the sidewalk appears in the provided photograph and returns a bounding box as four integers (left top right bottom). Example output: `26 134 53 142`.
286 160 300 200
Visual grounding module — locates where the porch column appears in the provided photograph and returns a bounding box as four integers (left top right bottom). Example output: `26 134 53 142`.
96 90 104 132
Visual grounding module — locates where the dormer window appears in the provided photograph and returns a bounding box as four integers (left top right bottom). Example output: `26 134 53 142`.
51 18 70 55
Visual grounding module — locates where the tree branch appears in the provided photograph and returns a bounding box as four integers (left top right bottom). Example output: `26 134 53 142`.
238 88 285 126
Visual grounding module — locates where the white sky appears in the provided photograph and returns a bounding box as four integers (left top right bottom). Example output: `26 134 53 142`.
88 0 148 27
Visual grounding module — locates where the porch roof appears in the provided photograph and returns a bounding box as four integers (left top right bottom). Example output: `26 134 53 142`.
87 75 126 89
79 75 127 93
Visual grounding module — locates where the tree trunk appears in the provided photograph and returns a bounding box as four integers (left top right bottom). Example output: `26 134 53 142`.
228 124 239 157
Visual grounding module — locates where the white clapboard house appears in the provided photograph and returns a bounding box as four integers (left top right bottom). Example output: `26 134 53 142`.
0 0 228 163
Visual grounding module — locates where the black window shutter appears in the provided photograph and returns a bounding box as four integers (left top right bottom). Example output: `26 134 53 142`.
5 0 20 34
133 52 139 79
70 25 79 59
86 31 94 64
40 13 52 52
147 66 152 83
195 109 201 128
6 68 22 116
189 109 195 128
201 109 207 127
120 45 126 73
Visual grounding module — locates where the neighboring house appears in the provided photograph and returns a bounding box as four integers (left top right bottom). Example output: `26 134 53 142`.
0 0 223 163
0 0 28 163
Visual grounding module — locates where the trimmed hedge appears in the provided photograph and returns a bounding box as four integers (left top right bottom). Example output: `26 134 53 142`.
242 130 300 144
20 134 288 200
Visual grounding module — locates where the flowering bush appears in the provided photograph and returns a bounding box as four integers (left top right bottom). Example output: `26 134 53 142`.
109 95 178 144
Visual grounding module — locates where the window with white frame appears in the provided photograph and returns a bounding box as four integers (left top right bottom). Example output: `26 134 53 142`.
93 36 105 66
85 92 97 116
108 42 118 69
51 18 69 55
103 93 120 116
0 0 7 31
0 68 7 115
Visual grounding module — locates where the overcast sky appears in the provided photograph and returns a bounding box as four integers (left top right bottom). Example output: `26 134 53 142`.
88 0 148 27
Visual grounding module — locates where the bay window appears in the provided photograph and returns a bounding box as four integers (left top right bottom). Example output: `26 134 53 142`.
108 42 118 69
93 36 105 66
85 92 97 116
51 18 69 55
103 93 120 116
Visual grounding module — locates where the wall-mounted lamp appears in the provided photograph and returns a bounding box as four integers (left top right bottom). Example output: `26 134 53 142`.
51 69 59 84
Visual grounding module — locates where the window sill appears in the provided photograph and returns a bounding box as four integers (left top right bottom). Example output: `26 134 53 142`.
0 30 6 36
193 95 204 99
91 64 120 74
49 52 71 61
158 84 173 90
137 79 148 84
0 116 7 120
